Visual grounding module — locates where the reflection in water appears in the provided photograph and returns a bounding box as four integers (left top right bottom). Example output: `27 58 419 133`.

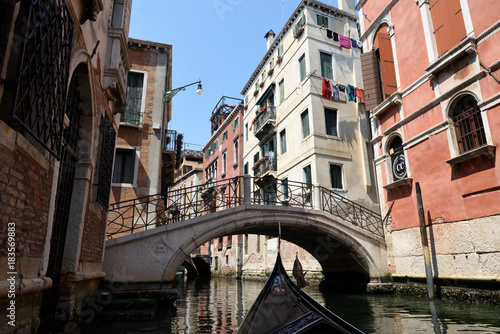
86 277 500 333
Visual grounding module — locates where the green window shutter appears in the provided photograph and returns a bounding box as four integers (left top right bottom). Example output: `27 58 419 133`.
299 55 306 81
278 45 283 58
320 52 333 80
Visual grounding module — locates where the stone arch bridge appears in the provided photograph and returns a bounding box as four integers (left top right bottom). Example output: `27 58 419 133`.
103 176 388 286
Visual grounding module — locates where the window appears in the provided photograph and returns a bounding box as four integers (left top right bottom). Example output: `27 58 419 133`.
330 164 343 189
324 108 338 137
111 0 125 28
253 152 260 164
429 0 467 56
360 23 398 109
452 95 487 154
278 44 284 58
222 131 228 143
122 71 145 125
320 52 333 80
280 129 287 154
234 139 239 164
255 80 260 90
282 178 289 200
303 165 312 188
113 149 136 184
299 54 306 82
222 151 227 175
317 14 329 28
279 79 285 104
245 123 249 142
206 159 218 181
232 117 239 130
293 13 306 38
244 162 249 175
301 110 310 138
270 58 275 70
388 135 407 181
245 95 249 106
262 71 266 82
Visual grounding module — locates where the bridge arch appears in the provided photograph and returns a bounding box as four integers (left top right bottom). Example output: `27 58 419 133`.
103 204 388 289
166 205 384 287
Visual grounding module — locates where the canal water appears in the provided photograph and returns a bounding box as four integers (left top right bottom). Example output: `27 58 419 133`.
87 276 500 333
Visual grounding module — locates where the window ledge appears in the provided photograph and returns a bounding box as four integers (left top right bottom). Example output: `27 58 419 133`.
232 162 239 168
119 121 143 128
445 145 496 168
425 36 477 77
371 91 403 118
383 177 412 192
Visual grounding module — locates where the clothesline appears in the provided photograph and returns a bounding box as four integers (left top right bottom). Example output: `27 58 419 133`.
323 28 363 50
322 78 365 103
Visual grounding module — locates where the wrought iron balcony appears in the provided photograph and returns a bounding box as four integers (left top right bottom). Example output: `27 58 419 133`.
119 110 142 126
253 106 276 140
252 155 277 180
163 130 179 152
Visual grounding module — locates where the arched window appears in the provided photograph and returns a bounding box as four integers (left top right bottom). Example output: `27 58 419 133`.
451 95 486 154
388 135 407 181
373 24 398 101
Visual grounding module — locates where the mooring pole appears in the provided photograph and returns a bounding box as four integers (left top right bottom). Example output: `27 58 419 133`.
416 182 435 300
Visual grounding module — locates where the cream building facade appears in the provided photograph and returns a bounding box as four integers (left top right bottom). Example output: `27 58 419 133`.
242 0 378 212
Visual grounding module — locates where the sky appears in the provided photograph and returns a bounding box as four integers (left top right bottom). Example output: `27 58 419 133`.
129 0 338 150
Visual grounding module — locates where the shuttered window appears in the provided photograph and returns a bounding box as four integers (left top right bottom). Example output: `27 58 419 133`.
320 52 333 80
429 0 466 56
361 51 383 110
374 28 397 99
299 54 306 82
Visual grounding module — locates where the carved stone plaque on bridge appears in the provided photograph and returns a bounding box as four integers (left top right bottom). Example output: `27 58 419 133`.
152 242 167 258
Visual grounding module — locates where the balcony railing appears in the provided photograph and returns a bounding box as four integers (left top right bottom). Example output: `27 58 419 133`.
107 176 384 239
164 130 179 152
253 106 276 138
120 110 142 125
253 155 277 179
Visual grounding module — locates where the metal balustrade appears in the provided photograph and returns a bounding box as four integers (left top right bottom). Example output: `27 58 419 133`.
107 176 384 239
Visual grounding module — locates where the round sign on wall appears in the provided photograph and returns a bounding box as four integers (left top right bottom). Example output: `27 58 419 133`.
392 153 407 180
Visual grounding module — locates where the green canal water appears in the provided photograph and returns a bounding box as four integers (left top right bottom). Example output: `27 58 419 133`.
85 276 500 333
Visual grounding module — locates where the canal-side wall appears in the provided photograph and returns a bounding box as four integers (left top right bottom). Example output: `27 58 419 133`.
384 215 500 290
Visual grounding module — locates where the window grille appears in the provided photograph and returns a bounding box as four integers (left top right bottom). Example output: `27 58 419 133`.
10 0 74 158
97 115 116 207
453 99 487 154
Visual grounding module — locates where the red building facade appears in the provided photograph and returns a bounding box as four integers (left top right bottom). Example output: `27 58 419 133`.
357 0 500 286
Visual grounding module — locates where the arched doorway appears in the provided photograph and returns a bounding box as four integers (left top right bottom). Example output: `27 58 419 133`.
39 63 91 331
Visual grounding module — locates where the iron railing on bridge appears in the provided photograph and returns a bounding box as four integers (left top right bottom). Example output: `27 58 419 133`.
107 176 384 239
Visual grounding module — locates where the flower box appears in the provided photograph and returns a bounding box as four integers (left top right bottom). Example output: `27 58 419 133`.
276 57 282 64
253 90 259 96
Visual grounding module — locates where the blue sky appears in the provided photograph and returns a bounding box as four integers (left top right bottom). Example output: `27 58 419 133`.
129 0 338 150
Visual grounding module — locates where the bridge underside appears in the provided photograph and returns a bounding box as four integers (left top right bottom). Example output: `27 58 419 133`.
230 223 371 290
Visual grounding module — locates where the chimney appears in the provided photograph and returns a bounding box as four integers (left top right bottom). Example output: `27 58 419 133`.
264 30 275 51
338 0 356 15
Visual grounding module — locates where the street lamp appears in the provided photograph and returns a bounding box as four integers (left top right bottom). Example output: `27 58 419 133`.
162 80 203 103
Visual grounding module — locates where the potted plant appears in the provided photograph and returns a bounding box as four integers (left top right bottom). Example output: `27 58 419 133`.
276 56 282 64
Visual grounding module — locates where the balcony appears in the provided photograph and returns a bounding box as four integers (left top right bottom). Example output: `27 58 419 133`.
253 155 277 181
253 106 276 141
163 130 180 153
120 110 143 126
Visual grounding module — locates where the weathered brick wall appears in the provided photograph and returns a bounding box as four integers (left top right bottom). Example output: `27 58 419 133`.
0 122 53 278
79 203 107 263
